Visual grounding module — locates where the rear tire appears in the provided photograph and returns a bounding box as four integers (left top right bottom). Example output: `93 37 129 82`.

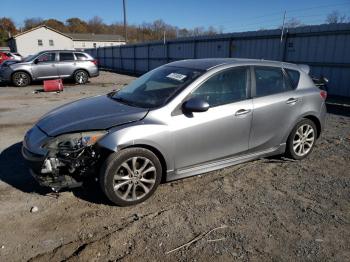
12 71 31 87
99 148 162 206
285 119 317 160
74 70 89 84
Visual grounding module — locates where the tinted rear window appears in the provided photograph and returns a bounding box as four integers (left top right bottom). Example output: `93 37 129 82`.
285 69 300 89
255 67 292 97
59 52 74 61
75 53 88 60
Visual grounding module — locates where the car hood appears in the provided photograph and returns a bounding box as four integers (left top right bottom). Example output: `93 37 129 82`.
37 95 149 136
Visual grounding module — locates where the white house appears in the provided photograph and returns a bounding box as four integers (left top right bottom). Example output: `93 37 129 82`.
67 33 125 49
7 25 125 57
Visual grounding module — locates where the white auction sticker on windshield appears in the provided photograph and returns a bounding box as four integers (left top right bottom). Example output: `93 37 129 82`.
166 73 187 81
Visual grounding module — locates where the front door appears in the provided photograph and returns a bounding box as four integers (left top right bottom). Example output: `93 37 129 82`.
172 66 253 170
31 52 58 79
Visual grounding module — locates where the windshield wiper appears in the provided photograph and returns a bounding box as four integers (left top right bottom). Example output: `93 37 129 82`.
111 96 139 107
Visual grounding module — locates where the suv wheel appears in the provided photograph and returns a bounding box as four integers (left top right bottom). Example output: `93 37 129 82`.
286 119 317 160
12 72 31 87
100 148 162 206
74 70 89 84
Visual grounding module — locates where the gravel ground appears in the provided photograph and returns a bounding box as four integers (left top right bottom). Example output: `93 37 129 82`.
0 71 349 261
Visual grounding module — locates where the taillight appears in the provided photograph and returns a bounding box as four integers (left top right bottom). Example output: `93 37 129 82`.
320 90 327 100
92 59 98 65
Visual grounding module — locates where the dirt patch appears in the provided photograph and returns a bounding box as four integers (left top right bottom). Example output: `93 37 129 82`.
0 71 349 261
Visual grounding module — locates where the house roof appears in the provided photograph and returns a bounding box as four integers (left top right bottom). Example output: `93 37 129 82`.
67 33 125 42
10 25 72 39
9 25 125 42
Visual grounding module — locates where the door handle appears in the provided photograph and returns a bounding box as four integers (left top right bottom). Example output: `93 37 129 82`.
286 98 298 105
51 64 55 67
235 109 251 116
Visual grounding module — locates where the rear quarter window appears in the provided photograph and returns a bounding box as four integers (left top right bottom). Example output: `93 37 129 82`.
75 53 89 61
285 69 300 89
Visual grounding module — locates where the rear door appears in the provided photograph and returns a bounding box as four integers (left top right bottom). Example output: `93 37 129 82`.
172 66 253 169
31 52 59 79
57 52 77 78
249 66 301 152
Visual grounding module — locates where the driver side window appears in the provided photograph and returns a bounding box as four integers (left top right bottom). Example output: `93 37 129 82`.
190 67 249 107
37 53 56 63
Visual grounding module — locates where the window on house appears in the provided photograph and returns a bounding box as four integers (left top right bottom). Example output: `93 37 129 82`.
38 39 43 46
93 43 97 48
49 40 54 46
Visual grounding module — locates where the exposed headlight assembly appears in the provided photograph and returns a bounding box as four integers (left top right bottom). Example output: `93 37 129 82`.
43 131 108 152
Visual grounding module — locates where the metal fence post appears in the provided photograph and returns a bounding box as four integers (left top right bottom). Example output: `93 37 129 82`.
147 44 150 71
193 40 197 59
282 31 288 62
133 45 136 74
120 46 123 71
112 46 115 71
228 38 233 58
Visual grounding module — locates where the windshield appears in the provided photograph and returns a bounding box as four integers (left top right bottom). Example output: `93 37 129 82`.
23 55 35 62
112 66 203 108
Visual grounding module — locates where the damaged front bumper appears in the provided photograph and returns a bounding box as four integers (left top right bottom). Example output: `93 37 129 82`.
22 146 84 191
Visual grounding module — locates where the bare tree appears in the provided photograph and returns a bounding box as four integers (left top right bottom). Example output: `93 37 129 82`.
88 16 107 34
284 17 303 28
326 10 348 24
23 18 43 30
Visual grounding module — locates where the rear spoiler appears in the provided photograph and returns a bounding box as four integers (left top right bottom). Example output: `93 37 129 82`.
298 64 310 74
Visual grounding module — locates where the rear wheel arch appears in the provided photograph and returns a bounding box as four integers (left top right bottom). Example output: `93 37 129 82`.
303 115 321 138
73 68 90 77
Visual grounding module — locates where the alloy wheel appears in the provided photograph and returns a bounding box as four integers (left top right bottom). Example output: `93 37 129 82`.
113 157 157 201
292 124 315 157
14 73 29 87
75 71 88 84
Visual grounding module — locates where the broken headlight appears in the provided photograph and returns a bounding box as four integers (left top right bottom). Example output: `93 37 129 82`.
43 131 108 152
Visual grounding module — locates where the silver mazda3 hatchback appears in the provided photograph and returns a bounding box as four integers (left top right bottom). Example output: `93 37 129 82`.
22 58 327 206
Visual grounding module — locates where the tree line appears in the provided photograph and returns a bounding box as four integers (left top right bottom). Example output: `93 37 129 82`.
0 16 223 46
0 10 349 46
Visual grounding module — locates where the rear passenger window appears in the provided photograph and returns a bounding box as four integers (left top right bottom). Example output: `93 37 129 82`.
59 52 74 61
191 67 248 107
75 53 88 61
254 67 292 97
285 69 300 89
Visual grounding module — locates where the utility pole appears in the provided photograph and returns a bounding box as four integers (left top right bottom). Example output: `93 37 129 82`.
123 0 127 43
280 10 286 43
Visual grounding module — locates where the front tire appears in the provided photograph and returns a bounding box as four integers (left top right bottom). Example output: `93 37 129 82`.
100 148 162 206
74 70 89 84
286 119 317 160
12 71 31 87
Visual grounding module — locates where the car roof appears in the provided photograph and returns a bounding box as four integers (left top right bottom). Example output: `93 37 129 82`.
166 58 301 72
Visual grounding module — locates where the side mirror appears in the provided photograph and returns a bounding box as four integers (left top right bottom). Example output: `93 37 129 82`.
33 59 39 64
182 97 210 113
